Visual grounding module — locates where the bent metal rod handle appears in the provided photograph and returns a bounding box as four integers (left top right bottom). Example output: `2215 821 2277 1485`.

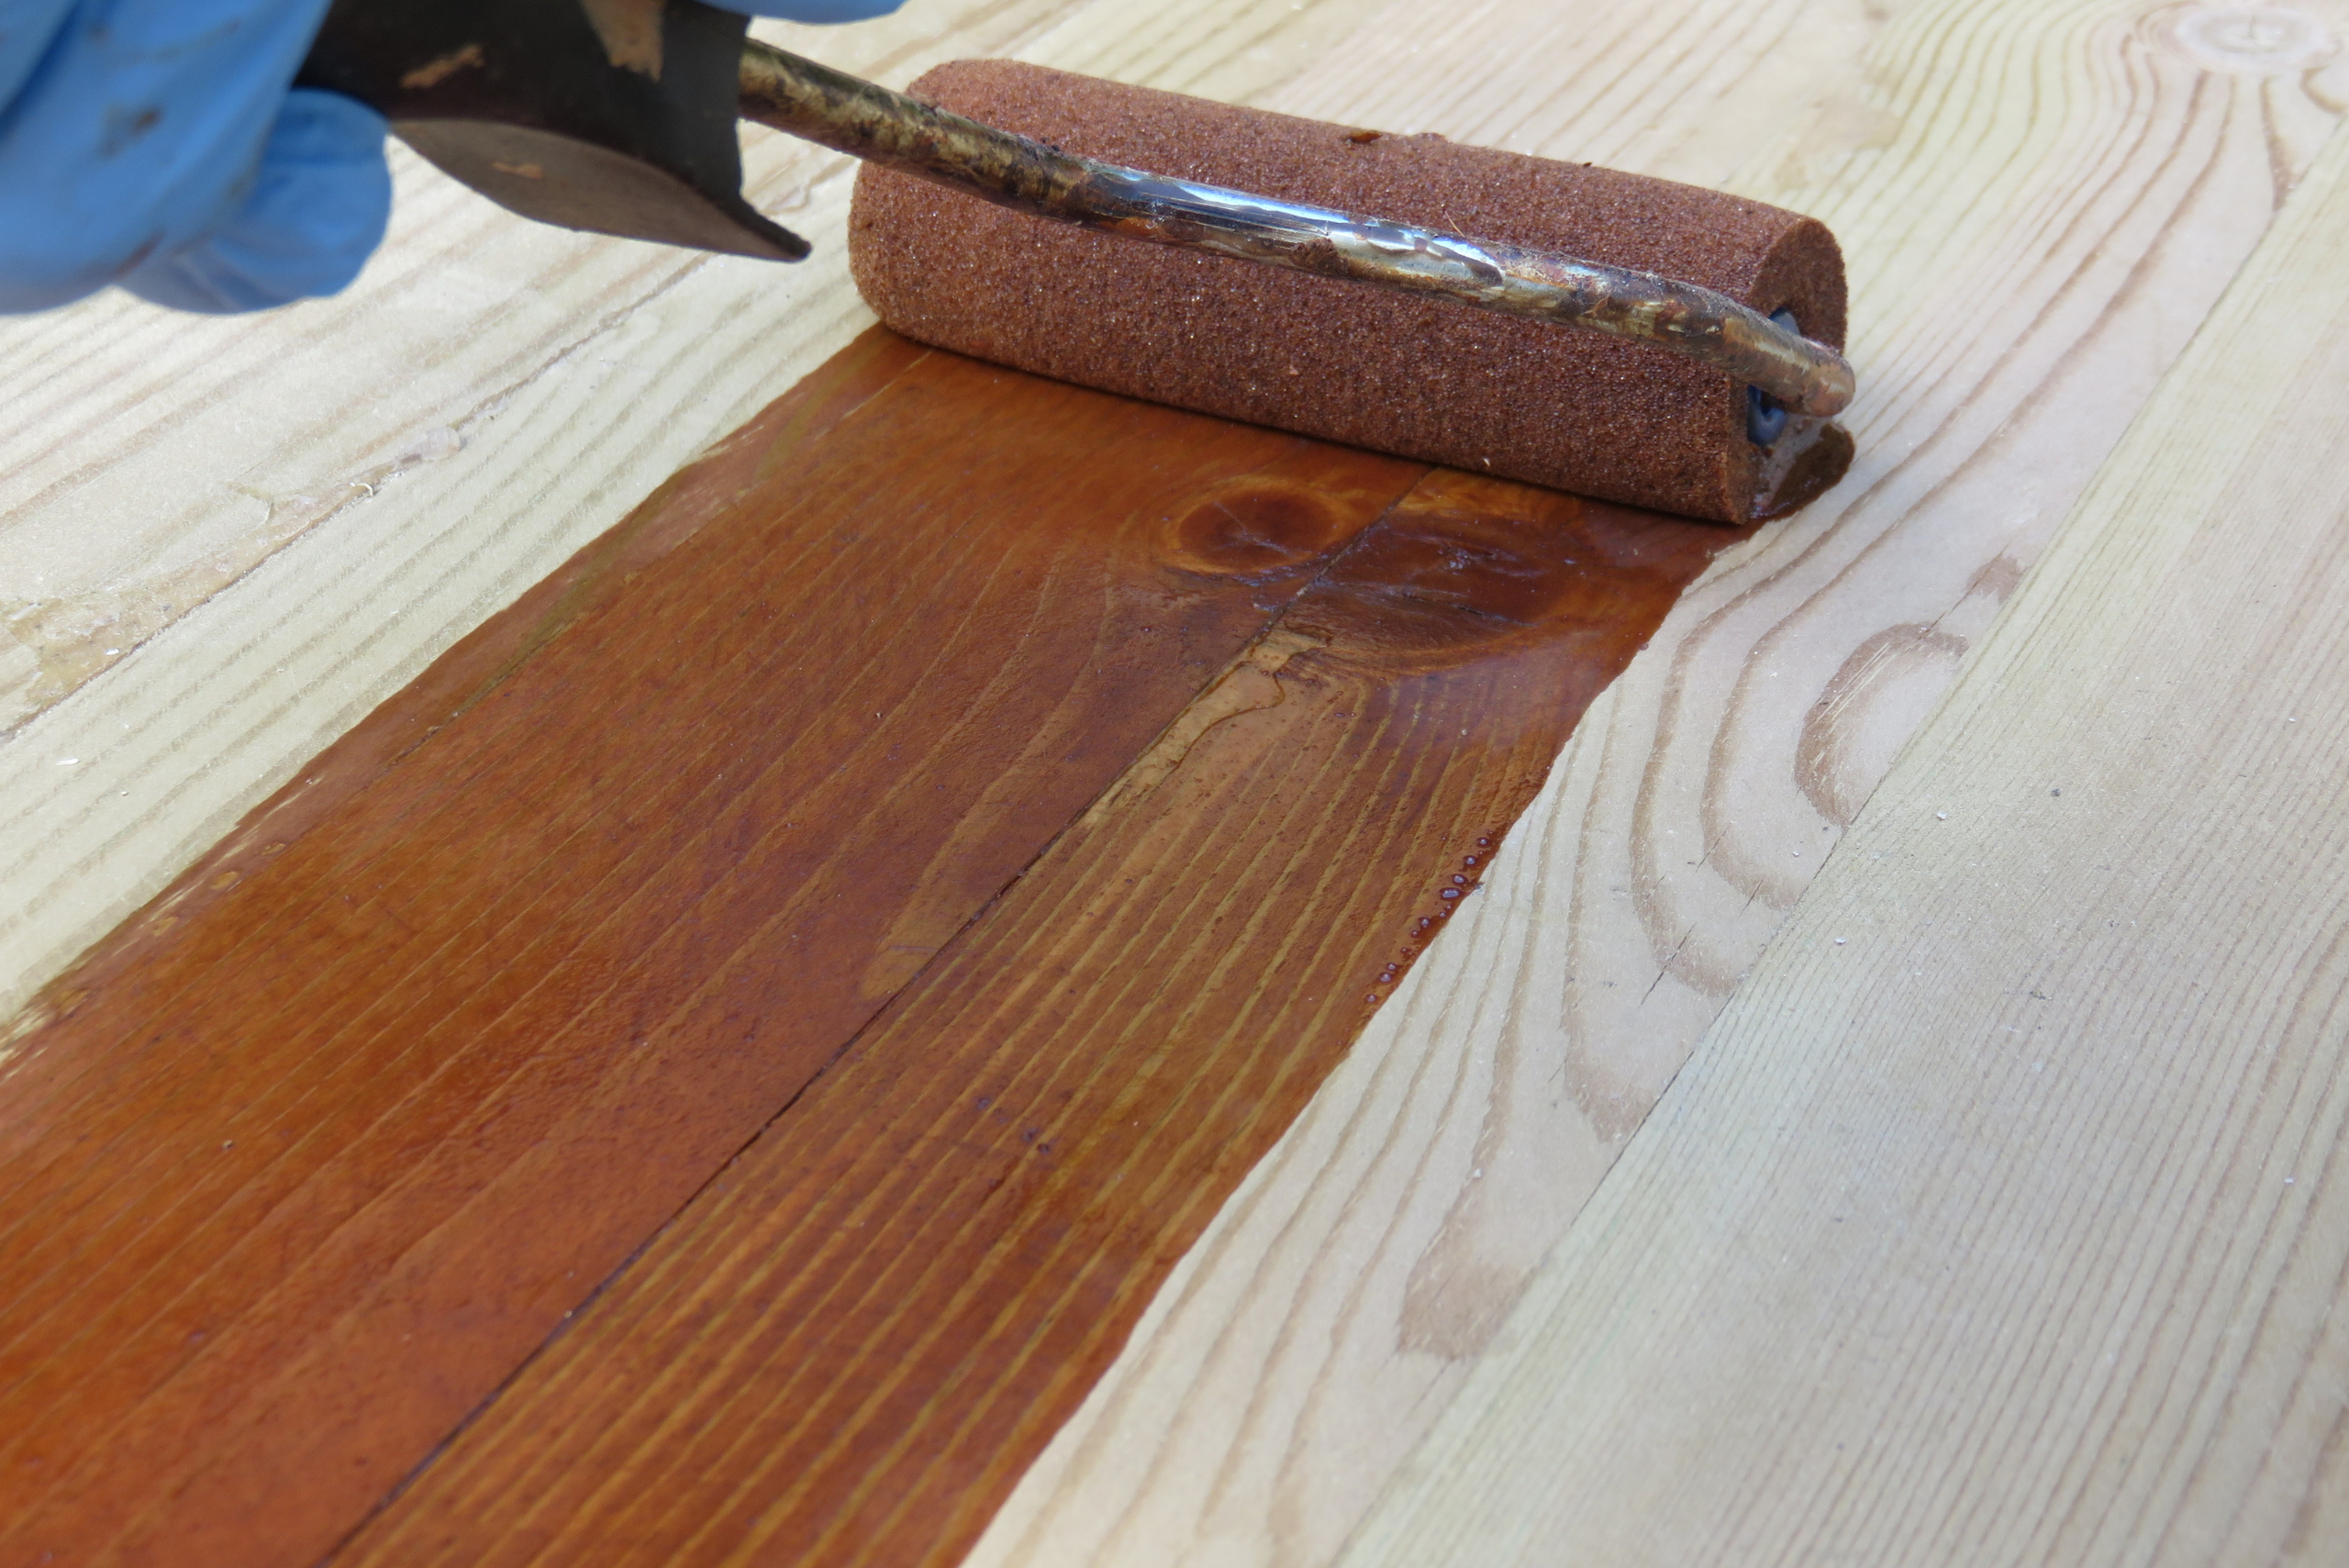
736 39 1856 418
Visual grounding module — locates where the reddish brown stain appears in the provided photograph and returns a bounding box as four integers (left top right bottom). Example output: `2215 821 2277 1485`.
1165 485 1355 577
1755 420 1858 519
0 335 1418 1568
1298 471 1745 673
2 331 1755 1568
1157 448 1419 584
328 395 1744 1568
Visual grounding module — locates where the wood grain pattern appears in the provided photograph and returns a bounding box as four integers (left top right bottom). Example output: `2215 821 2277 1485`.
11 2 2344 1563
970 4 2349 1564
325 473 1735 1568
1341 107 2349 1568
0 0 1397 1028
0 335 1441 1568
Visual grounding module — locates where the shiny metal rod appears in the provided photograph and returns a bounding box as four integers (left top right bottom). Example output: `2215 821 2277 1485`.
736 40 1855 418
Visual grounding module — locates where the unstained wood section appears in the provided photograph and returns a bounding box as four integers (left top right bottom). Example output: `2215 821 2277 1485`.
0 336 1433 1567
1341 113 2349 1568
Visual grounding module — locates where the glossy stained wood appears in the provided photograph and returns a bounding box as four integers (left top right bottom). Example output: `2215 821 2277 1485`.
0 328 1736 1568
0 333 1431 1567
331 473 1732 1568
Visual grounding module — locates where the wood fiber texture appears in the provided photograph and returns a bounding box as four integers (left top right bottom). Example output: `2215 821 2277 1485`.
0 330 1738 1568
14 4 2345 1567
0 334 1416 1565
965 8 2349 1566
0 0 1407 1031
849 59 1848 523
327 467 1729 1568
1340 106 2349 1568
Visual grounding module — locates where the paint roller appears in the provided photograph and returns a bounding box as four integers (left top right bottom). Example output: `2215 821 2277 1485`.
300 0 1854 524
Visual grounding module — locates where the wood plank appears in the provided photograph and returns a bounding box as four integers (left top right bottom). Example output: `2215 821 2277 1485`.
0 0 1397 1028
968 6 2349 1562
0 336 1432 1568
1337 106 2349 1568
10 2 2338 1561
327 472 1739 1568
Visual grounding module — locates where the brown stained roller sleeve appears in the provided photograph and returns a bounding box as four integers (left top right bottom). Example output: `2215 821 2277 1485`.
847 59 1851 524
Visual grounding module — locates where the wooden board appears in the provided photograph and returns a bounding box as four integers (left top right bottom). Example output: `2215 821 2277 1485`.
0 0 1399 1028
0 323 1738 1566
0 336 1411 1565
966 6 2349 1563
1337 106 2349 1568
8 1 2349 1564
325 470 1730 1568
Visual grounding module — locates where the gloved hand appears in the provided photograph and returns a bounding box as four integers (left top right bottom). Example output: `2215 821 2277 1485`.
0 0 905 316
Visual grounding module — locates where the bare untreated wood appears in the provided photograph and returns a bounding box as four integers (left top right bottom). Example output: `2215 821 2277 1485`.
1340 110 2349 1568
0 335 1432 1568
328 470 1734 1568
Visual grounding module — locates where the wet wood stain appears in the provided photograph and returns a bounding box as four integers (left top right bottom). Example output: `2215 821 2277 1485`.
0 331 1746 1568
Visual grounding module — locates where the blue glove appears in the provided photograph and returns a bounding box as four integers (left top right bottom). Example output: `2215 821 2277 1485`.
0 0 904 316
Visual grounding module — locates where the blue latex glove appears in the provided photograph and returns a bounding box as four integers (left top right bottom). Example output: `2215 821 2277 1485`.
0 0 905 316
